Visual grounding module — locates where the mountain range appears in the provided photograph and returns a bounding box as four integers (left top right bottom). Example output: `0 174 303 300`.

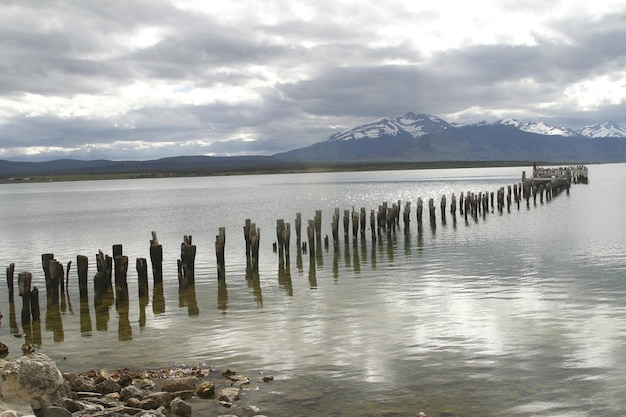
275 112 626 163
2 112 626 178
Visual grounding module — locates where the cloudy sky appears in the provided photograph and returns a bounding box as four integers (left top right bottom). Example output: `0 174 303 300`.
1 0 626 161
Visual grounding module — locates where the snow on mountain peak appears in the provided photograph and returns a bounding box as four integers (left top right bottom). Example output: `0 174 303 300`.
326 112 452 142
495 118 578 137
577 121 626 138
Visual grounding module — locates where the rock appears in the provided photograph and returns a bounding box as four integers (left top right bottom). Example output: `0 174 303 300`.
0 353 71 411
44 406 72 417
145 392 173 408
261 375 274 382
170 397 191 417
69 375 97 392
217 387 241 403
0 343 9 358
139 378 156 390
161 377 196 393
0 411 18 417
196 382 215 399
95 378 121 394
136 410 167 417
120 385 147 402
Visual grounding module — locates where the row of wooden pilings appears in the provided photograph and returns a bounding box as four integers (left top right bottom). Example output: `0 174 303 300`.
4 167 583 336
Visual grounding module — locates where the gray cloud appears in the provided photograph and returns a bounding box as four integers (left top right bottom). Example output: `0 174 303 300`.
1 1 626 161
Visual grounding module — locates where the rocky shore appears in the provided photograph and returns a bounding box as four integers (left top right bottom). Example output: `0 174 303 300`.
0 353 275 417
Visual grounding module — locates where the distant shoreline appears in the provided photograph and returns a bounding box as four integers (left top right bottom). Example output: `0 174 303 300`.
0 160 575 183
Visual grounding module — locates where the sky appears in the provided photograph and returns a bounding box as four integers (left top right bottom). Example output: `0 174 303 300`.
1 0 626 161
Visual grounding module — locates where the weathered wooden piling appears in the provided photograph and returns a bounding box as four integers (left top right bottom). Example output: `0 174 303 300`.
295 213 302 243
77 255 89 300
428 198 436 227
370 209 377 242
360 207 367 238
48 259 64 304
352 211 359 241
440 195 447 224
18 272 32 326
314 210 322 241
94 249 113 295
6 263 15 303
245 221 261 270
41 253 54 293
114 254 129 302
343 209 350 239
307 219 316 258
450 193 457 217
403 201 411 226
216 227 226 272
136 258 149 299
332 208 340 248
150 231 163 285
416 197 423 229
178 235 196 287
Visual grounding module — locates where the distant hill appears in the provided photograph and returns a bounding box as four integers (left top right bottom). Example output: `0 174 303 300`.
275 112 626 163
2 112 626 178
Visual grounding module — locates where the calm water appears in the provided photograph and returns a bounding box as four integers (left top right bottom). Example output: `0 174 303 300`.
0 164 625 417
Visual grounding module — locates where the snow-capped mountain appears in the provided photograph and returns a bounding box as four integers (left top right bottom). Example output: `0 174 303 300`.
325 112 453 142
577 122 626 138
494 118 579 137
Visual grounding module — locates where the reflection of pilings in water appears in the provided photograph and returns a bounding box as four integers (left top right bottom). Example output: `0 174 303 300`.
80 299 92 336
94 286 113 332
178 235 196 287
45 291 64 343
307 220 315 260
217 279 228 314
353 244 361 273
150 231 163 285
370 239 377 270
152 282 165 315
308 260 317 289
247 268 263 307
139 291 148 330
178 282 199 317
117 298 132 341
343 238 351 268
9 300 19 336
278 255 292 296
332 248 339 282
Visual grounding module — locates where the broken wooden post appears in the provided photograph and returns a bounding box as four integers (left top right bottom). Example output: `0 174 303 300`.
352 211 359 241
359 207 366 239
343 209 350 240
178 235 196 287
48 259 64 305
403 201 411 226
332 208 340 249
370 209 377 243
150 231 163 285
114 254 129 303
136 258 149 300
77 255 89 300
416 197 423 229
18 272 32 327
450 193 457 217
440 195 447 224
307 220 316 259
94 249 113 295
41 253 54 294
295 213 302 244
216 227 226 273
245 221 261 270
428 198 436 228
6 263 15 303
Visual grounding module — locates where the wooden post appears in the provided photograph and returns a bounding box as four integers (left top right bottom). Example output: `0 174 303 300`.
332 208 340 249
314 210 322 240
295 213 302 243
48 259 64 304
150 231 163 285
136 258 149 300
428 198 436 227
18 272 32 327
352 211 359 241
343 209 350 240
370 209 376 243
77 255 89 300
450 193 457 217
416 197 423 228
440 195 447 224
41 253 54 294
360 207 366 239
403 201 411 226
307 220 315 259
178 235 196 287
216 227 226 273
114 255 129 302
6 263 15 303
